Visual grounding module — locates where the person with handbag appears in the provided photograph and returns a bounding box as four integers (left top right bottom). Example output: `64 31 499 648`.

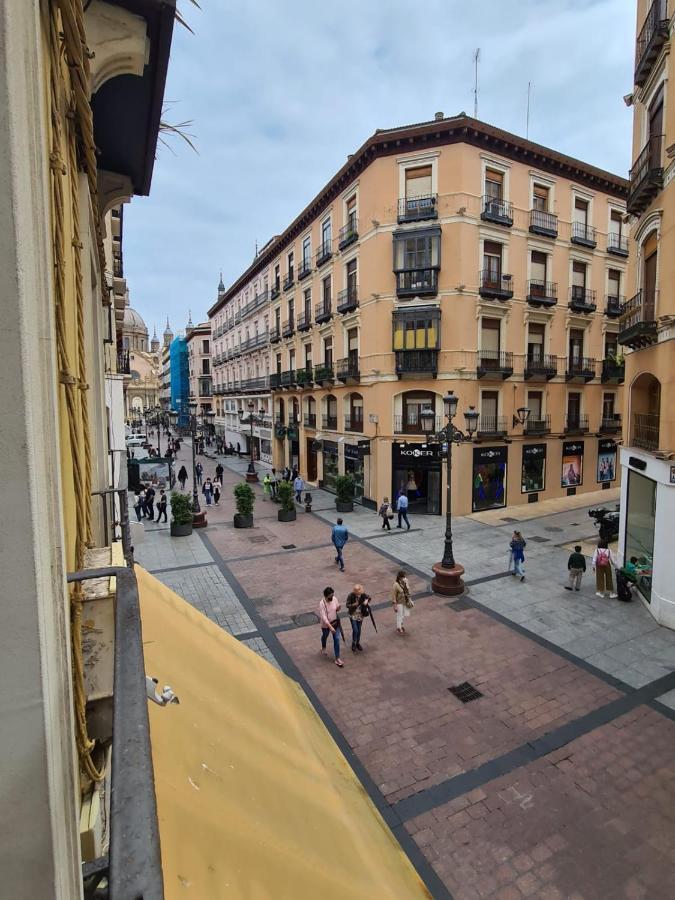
392 570 413 634
319 586 344 667
346 584 371 652
378 497 393 531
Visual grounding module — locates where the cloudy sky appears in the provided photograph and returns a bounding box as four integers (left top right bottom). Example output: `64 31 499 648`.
124 0 636 336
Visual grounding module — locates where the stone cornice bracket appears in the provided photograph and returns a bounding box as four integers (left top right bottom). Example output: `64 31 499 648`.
84 0 149 96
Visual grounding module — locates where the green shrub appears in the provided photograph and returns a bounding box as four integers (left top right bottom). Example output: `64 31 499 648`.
335 474 355 504
233 482 256 516
277 479 295 512
170 491 193 525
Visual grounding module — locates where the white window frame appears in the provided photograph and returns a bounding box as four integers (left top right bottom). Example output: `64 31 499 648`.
397 152 440 200
480 155 511 202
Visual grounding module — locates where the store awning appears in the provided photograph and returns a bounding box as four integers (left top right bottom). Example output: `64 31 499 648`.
136 566 430 899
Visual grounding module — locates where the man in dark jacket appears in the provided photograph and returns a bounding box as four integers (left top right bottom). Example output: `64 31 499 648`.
331 518 349 572
565 545 587 591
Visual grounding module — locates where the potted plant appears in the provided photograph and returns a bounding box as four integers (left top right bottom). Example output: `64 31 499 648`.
277 479 297 522
170 491 193 537
233 481 255 528
335 474 355 513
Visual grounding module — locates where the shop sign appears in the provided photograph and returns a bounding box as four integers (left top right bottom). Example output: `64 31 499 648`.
561 440 584 488
357 439 371 456
597 439 617 484
286 426 298 441
344 444 361 460
393 441 442 462
473 445 507 465
521 443 546 494
274 424 286 439
472 446 507 512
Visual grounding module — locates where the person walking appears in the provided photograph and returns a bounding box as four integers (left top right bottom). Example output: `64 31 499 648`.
293 473 304 503
592 540 618 598
270 468 279 499
510 531 526 581
144 484 156 521
195 461 203 486
236 441 241 457
155 489 168 523
392 570 412 635
331 518 349 572
177 465 188 491
215 462 224 484
262 473 272 500
396 491 411 530
213 479 221 505
346 584 371 652
202 477 214 506
565 545 586 591
379 497 393 530
319 586 344 667
133 489 143 522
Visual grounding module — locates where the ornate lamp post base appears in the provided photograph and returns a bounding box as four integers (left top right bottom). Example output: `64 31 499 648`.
245 470 259 484
431 561 465 596
192 510 208 529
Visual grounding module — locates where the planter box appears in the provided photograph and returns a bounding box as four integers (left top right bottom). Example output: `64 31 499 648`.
234 513 253 529
278 509 297 522
335 500 354 513
170 521 193 537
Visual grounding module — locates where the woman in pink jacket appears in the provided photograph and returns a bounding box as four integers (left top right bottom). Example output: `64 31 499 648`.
319 586 344 667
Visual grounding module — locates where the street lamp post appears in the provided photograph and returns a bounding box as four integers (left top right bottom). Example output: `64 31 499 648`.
239 400 266 483
420 392 479 596
188 401 207 528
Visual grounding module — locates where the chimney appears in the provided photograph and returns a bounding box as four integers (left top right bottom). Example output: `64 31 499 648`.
434 111 444 121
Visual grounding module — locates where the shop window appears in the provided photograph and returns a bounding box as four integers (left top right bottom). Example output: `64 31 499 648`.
625 470 656 602
392 313 439 351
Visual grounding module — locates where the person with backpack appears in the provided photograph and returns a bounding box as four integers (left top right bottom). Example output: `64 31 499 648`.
331 518 349 572
378 497 393 531
155 489 168 523
510 531 526 582
592 540 617 598
319 586 344 668
345 584 371 653
564 545 587 591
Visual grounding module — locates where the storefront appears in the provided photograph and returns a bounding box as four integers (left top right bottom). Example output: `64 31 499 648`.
287 423 299 471
344 443 364 500
391 442 442 515
322 440 339 492
472 446 507 512
624 468 655 603
258 427 272 465
597 438 617 484
521 443 546 495
561 440 584 490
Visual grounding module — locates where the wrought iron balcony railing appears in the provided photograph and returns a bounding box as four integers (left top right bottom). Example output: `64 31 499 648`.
481 195 513 226
479 269 513 301
476 349 514 379
628 134 664 215
315 299 332 324
526 280 557 307
569 286 597 313
117 348 130 374
397 194 438 223
565 356 597 381
337 286 359 314
571 222 597 248
524 352 558 380
395 268 438 298
619 289 658 349
336 357 360 381
607 233 629 257
632 412 660 451
635 0 669 86
529 208 558 238
322 414 338 430
338 219 359 249
298 259 312 281
524 415 551 435
394 348 438 376
316 241 332 267
344 415 364 433
477 414 508 436
564 413 590 433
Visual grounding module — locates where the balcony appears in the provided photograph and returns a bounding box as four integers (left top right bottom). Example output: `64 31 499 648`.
569 286 597 314
269 325 281 344
599 415 622 435
240 375 270 393
394 414 443 434
618 290 658 349
635 0 669 87
117 348 130 374
524 353 558 380
296 366 314 387
477 415 508 437
571 222 597 248
526 280 558 308
297 311 312 331
344 415 364 433
314 363 334 384
565 414 590 434
282 317 295 338
304 413 317 429
525 415 551 436
397 194 438 224
322 414 338 430
336 357 360 383
627 135 664 215
316 241 332 268
338 219 359 250
395 268 438 299
633 412 660 451
395 349 438 377
481 196 513 227
280 370 296 388
601 358 625 383
607 233 629 257
298 259 312 281
565 356 596 382
241 289 269 320
605 295 623 318
337 286 359 314
269 373 282 390
476 349 514 380
479 269 513 301
315 298 333 324
270 284 281 300
283 272 295 292
529 209 558 238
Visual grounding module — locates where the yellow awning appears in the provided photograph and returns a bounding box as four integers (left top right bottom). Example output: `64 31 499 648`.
136 566 430 899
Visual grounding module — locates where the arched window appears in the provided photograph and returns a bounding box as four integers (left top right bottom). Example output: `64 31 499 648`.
323 394 337 430
630 373 661 451
345 392 364 432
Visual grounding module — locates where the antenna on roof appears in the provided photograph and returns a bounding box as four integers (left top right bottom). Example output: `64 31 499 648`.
526 82 532 140
255 240 258 258
473 48 480 119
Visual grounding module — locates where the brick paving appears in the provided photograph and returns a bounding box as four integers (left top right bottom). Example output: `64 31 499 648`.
134 444 675 898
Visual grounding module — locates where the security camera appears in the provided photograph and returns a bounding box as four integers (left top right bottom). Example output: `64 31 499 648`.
623 93 634 107
146 675 180 706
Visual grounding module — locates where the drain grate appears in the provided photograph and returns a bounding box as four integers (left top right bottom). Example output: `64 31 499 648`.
528 535 550 543
544 526 563 533
293 612 319 627
249 535 269 544
282 544 297 550
501 517 519 524
448 682 483 703
446 598 473 612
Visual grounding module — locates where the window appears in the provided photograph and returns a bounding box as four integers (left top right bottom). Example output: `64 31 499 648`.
276 353 282 376
287 251 294 279
602 392 616 420
304 343 312 367
322 274 332 305
321 218 331 247
274 308 281 329
485 168 503 200
483 241 503 286
349 394 364 428
649 85 664 164
574 198 589 226
481 390 499 421
287 298 294 326
202 359 210 375
303 288 312 318
274 264 280 290
405 165 432 199
346 195 357 230
608 268 621 300
323 336 333 367
401 390 436 432
572 261 587 300
347 327 358 368
393 228 441 273
569 328 584 362
393 312 440 350
289 349 296 373
202 339 209 354
527 323 545 362
605 333 618 358
481 318 501 353
532 184 549 211
302 236 311 265
609 210 624 241
346 258 357 297
531 250 547 284
567 392 581 421
527 390 543 420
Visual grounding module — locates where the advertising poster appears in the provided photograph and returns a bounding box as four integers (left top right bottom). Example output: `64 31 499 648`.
128 458 172 491
561 441 584 488
472 446 507 512
597 439 617 483
521 444 546 493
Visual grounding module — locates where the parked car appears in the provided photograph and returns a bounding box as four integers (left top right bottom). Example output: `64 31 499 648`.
126 435 145 447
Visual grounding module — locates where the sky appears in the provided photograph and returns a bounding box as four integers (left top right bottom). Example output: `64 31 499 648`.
124 0 636 337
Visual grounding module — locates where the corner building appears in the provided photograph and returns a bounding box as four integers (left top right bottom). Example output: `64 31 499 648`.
211 114 628 515
618 0 675 627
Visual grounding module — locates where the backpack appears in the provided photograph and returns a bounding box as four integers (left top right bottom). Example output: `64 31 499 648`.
596 549 610 567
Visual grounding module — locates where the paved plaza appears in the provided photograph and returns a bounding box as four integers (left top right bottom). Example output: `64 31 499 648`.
133 442 675 899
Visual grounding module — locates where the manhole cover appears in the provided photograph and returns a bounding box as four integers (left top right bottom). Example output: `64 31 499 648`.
446 598 472 612
293 612 319 627
282 544 297 550
529 535 550 543
249 535 269 544
448 682 483 703
544 526 563 533
250 596 273 607
501 517 519 524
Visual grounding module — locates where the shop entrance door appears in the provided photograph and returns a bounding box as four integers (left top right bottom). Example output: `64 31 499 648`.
306 438 317 481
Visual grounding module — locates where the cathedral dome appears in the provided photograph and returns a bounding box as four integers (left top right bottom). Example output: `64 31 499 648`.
123 307 148 334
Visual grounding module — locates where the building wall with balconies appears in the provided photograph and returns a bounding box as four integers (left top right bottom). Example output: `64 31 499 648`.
186 322 212 413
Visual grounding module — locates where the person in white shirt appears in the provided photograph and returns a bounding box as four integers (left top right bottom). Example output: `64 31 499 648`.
592 540 618 599
396 491 410 530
